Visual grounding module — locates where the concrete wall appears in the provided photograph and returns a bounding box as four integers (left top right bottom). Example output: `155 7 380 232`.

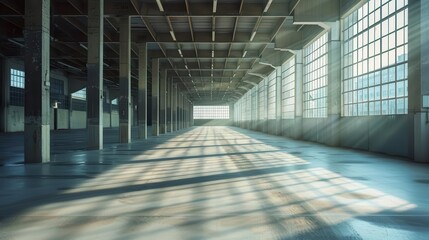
111 111 119 127
6 106 24 132
194 119 232 126
70 111 86 129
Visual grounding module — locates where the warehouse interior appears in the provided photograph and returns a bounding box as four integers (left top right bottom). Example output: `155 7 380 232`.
1 0 429 239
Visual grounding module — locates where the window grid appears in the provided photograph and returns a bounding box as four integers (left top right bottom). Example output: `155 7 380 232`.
282 57 296 119
251 87 258 121
343 0 408 116
193 106 229 119
9 69 25 106
72 88 87 100
267 71 276 119
258 79 267 120
10 69 25 88
303 33 328 118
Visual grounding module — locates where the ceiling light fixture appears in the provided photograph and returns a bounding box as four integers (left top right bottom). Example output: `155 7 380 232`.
58 61 81 72
189 73 192 77
213 0 218 13
211 51 214 58
212 31 215 41
242 51 247 57
156 0 164 12
233 73 236 77
178 49 182 55
170 30 176 41
185 64 188 69
79 43 88 50
264 0 273 12
250 31 256 41
8 39 25 48
236 65 240 70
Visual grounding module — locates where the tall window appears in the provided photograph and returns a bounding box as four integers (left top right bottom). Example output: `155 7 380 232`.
72 88 86 100
10 69 25 88
251 87 258 121
9 68 25 106
303 33 328 118
282 57 295 119
267 71 276 119
258 79 267 120
193 106 229 119
343 0 408 116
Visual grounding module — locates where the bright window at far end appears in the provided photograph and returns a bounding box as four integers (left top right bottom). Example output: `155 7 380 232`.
194 105 229 119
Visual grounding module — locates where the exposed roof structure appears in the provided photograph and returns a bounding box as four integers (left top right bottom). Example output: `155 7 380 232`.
0 0 355 104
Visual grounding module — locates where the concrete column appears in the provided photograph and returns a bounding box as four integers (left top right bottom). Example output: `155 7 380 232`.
138 43 148 139
173 84 178 131
119 16 131 143
86 0 104 150
159 69 167 134
326 22 341 146
409 0 429 162
152 58 159 136
167 78 172 132
0 57 7 132
294 50 304 139
178 93 182 129
275 66 282 135
24 0 50 163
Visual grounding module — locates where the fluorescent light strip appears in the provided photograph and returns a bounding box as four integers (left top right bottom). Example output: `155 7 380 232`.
242 51 247 57
185 65 188 69
213 0 218 13
188 73 192 77
212 31 215 41
79 43 88 50
264 0 273 12
170 31 176 41
211 51 214 58
250 31 256 41
8 39 25 48
236 65 240 70
178 49 182 55
156 0 164 12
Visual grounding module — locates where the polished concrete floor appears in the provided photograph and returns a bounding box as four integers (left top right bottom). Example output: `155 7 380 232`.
0 126 428 239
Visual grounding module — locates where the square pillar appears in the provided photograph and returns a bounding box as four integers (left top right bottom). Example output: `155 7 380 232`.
138 43 148 139
167 77 172 132
119 16 131 143
275 66 282 135
86 0 104 150
326 22 341 146
409 0 429 162
159 69 167 134
152 58 160 136
24 0 50 163
173 84 178 131
294 50 304 139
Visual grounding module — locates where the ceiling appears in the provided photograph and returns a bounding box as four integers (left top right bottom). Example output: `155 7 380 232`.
0 0 357 104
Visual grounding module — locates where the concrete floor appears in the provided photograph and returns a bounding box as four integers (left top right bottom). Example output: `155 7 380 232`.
0 126 428 239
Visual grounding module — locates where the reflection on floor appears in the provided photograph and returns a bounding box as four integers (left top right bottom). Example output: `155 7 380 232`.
0 126 428 239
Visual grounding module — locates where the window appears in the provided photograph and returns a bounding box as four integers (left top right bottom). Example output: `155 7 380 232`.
258 79 267 120
10 69 25 88
9 68 25 106
267 71 277 119
111 98 118 105
343 0 408 116
282 57 296 119
193 105 229 119
303 33 328 118
72 88 86 100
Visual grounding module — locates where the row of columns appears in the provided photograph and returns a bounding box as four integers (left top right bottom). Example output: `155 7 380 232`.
23 0 193 163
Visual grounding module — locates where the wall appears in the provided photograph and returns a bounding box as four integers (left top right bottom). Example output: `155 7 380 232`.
194 119 232 126
70 111 86 129
6 106 24 132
